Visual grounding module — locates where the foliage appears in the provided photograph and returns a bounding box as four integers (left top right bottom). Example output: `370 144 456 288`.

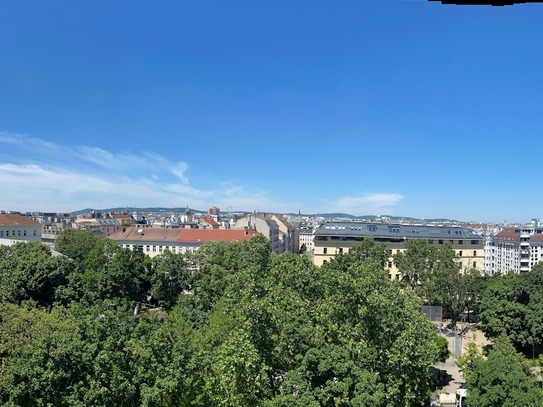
393 239 436 290
456 334 483 382
149 250 191 309
466 333 543 407
479 264 543 351
0 241 75 306
54 229 98 263
0 234 451 406
394 239 482 328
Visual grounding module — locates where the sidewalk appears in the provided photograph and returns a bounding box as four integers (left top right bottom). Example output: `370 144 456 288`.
433 326 490 399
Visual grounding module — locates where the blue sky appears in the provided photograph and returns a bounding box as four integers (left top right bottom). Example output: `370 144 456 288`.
1 1 542 222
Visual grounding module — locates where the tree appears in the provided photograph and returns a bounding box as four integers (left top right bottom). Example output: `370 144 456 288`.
428 243 466 328
81 239 147 303
2 304 192 407
479 265 543 352
54 229 97 263
0 241 75 306
457 334 483 382
393 239 436 290
466 333 543 407
149 250 191 309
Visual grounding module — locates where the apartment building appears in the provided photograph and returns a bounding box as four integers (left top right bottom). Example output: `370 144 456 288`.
485 219 543 275
313 221 484 279
0 213 41 241
109 226 259 258
298 226 315 253
234 214 282 253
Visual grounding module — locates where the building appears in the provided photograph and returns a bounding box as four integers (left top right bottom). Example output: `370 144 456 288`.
267 214 298 253
313 221 484 279
200 216 220 229
485 219 543 275
234 214 282 253
109 226 259 258
28 212 72 244
207 206 220 221
73 212 136 237
299 226 315 253
0 238 63 256
0 213 41 241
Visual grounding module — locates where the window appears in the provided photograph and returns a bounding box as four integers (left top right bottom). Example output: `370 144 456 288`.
368 225 377 232
459 251 463 256
23 230 27 236
339 248 343 254
388 274 392 279
152 246 156 252
387 261 393 268
33 230 36 236
472 261 477 268
5 231 8 237
473 251 477 257
458 240 463 245
323 248 328 254
439 240 443 244
17 230 21 236
471 240 479 245
323 260 328 264
428 239 433 244
388 249 393 256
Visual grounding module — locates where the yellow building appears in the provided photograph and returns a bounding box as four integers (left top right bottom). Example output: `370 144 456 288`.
313 221 484 279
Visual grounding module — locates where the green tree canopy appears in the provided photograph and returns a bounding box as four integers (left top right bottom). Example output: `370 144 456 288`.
0 241 75 306
54 229 98 263
479 264 543 352
466 333 543 407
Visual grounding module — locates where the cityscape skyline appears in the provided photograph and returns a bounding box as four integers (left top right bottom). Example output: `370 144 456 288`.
1 1 542 223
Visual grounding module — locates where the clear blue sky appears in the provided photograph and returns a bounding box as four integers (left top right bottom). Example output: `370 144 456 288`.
1 0 542 223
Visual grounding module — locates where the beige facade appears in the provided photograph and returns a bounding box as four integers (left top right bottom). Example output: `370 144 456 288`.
234 214 282 253
313 222 484 279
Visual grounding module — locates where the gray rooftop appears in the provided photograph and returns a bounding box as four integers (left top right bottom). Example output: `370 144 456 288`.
315 222 482 240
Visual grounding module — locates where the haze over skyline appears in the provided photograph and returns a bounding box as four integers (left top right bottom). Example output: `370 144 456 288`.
1 1 542 223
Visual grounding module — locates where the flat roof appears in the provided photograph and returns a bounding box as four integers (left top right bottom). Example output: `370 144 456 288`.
314 222 482 240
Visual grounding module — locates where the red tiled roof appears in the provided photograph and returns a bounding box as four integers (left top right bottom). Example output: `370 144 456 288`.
178 228 259 243
0 213 39 226
110 213 132 219
201 216 219 226
531 234 543 242
109 227 182 242
494 229 518 238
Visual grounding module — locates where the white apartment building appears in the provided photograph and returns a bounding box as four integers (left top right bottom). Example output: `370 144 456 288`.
485 219 543 275
0 213 41 241
298 226 315 253
109 227 259 258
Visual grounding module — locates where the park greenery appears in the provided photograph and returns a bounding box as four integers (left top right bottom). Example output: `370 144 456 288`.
0 232 543 405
